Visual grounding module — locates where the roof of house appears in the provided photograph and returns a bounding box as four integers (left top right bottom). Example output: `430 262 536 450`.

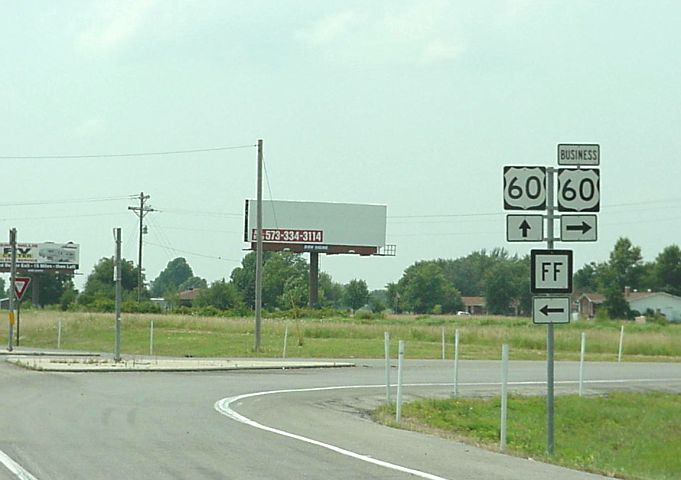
462 296 485 306
579 291 672 304
178 288 203 301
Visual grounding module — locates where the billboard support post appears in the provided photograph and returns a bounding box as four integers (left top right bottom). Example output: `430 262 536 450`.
309 252 319 308
254 139 264 352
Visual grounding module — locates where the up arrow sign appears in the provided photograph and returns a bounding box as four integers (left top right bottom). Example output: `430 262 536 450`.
506 215 543 242
533 297 570 324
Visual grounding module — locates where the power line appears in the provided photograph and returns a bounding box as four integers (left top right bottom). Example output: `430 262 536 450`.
0 195 135 208
0 143 256 160
143 240 241 263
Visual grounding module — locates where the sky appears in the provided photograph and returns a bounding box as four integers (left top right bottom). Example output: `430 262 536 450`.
1 1 680 292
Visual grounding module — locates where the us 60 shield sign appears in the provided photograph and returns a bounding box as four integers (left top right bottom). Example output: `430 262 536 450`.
503 166 546 211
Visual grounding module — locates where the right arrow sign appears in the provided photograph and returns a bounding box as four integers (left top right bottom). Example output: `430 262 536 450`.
533 296 571 324
560 214 598 242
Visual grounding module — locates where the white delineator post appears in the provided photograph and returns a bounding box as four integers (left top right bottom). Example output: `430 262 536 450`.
384 332 391 403
396 340 405 423
441 327 445 360
283 324 289 359
579 332 586 396
57 318 62 349
149 319 154 356
618 325 624 362
453 329 460 397
500 344 509 451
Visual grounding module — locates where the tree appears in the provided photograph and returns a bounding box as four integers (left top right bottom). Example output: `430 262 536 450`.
653 245 681 296
573 262 606 292
178 276 207 291
150 257 194 297
344 279 369 310
483 262 517 315
230 251 309 310
596 238 644 319
78 257 142 305
194 280 242 311
398 263 463 314
318 272 344 308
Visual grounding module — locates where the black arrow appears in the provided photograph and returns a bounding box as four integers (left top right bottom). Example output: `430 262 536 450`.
519 220 531 238
566 221 592 234
540 305 565 316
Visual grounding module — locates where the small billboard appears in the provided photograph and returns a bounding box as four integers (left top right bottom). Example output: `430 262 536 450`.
244 200 387 255
0 242 80 272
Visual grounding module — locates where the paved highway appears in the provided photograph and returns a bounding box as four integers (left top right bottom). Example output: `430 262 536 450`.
0 358 679 479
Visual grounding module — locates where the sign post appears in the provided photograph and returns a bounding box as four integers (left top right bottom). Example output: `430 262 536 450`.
503 143 601 456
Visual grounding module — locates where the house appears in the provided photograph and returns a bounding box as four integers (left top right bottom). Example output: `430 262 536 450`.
577 287 681 322
178 288 204 307
461 296 486 315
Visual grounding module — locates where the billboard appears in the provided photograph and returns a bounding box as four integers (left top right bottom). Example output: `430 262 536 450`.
0 242 80 272
244 200 387 255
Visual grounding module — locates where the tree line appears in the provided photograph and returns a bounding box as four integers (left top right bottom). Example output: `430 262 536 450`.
9 237 681 319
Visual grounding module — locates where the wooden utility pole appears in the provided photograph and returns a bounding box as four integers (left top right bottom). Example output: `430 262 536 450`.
254 139 264 352
128 192 154 301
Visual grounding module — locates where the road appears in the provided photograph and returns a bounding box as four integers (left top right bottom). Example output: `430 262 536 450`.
0 358 679 479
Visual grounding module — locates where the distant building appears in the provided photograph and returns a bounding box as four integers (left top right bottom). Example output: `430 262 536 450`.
178 288 204 307
462 296 486 315
577 287 681 322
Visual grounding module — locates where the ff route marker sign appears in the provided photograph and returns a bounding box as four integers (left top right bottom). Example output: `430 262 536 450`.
506 215 543 242
533 296 571 324
558 144 600 166
531 249 573 294
14 277 31 301
503 166 546 211
561 214 597 242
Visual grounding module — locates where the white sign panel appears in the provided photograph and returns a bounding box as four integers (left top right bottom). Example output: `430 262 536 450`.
530 249 573 294
558 144 600 166
0 242 80 272
506 215 544 242
557 168 600 212
533 296 571 324
503 166 546 211
245 200 387 247
560 215 598 242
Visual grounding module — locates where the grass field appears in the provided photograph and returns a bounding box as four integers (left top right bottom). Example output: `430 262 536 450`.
3 310 681 361
374 392 681 480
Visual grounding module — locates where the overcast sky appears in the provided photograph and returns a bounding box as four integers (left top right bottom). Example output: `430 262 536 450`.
2 1 680 292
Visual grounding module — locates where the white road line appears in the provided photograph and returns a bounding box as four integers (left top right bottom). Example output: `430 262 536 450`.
214 378 681 479
0 450 39 480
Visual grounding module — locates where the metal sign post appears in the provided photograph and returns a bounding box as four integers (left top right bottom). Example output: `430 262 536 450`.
503 143 601 456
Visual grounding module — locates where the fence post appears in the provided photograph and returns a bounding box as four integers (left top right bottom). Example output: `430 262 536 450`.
579 332 586 396
57 318 62 349
283 324 289 359
618 325 624 363
500 344 509 451
453 329 460 397
396 340 405 423
384 332 391 403
149 320 154 356
441 327 445 360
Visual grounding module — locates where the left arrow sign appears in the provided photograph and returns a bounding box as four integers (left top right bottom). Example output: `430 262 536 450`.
533 296 571 324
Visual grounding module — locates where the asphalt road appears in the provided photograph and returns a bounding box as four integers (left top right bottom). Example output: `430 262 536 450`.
0 358 679 480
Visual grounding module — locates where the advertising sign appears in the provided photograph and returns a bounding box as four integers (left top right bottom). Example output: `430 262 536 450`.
245 200 387 253
0 242 80 272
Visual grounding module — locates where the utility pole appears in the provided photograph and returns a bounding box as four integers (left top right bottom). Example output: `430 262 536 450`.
114 228 122 362
128 192 154 302
254 139 263 352
7 228 17 352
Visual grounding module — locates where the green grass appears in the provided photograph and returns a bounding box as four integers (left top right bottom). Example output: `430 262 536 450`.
374 392 681 480
4 310 681 361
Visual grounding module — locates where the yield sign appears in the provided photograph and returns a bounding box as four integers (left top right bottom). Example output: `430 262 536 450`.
14 277 31 301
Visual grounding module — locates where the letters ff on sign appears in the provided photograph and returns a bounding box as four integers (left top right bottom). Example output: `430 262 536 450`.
557 168 600 212
503 166 546 211
530 249 573 294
